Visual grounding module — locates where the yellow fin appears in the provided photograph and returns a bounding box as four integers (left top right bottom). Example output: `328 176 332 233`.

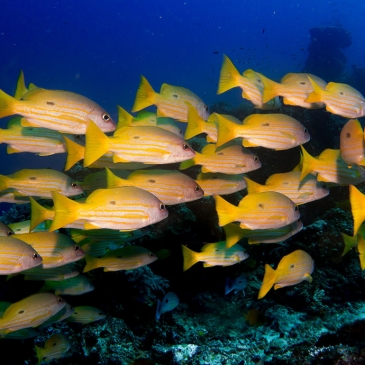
215 113 239 148
0 174 9 192
83 255 101 273
117 105 134 128
214 194 237 226
49 192 80 232
179 156 197 170
305 76 324 103
14 70 28 100
84 121 109 167
349 185 365 236
242 139 259 148
131 76 156 112
184 102 206 139
0 89 17 119
258 264 276 299
259 73 280 103
20 118 39 127
105 167 126 188
30 197 52 232
244 177 264 194
300 145 317 181
63 136 85 171
7 146 22 154
181 245 200 271
84 221 102 230
217 55 241 94
112 154 130 163
223 223 246 248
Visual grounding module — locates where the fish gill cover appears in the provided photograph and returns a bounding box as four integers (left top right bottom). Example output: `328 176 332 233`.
1 1 365 364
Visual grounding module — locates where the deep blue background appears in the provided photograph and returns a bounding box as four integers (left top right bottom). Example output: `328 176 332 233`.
0 0 364 176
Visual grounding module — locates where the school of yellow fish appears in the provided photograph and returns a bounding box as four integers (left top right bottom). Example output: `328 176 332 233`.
0 53 364 361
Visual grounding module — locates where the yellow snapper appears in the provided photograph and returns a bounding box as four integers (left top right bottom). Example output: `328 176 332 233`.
0 293 65 333
179 142 261 174
258 250 314 299
216 113 310 149
106 168 203 205
223 220 303 248
305 77 365 118
0 85 116 134
40 275 94 296
83 246 158 272
35 334 71 364
12 232 84 268
244 171 329 205
0 117 66 156
214 191 300 229
300 146 365 185
217 55 281 110
184 102 218 142
117 106 182 136
340 119 365 166
195 172 247 196
83 120 195 167
0 221 14 236
0 236 43 274
0 169 83 198
66 306 106 325
181 241 249 271
131 76 209 122
49 186 168 231
259 72 326 108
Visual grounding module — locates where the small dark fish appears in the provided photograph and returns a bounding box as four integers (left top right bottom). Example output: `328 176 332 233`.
156 292 179 320
262 28 265 33
225 273 247 295
213 51 219 54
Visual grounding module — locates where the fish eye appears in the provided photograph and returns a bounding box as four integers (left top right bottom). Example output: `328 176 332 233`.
304 128 308 133
254 156 259 162
182 143 190 151
149 252 155 257
194 185 200 191
204 106 209 112
294 206 298 211
159 203 165 210
179 129 183 135
57 297 63 303
102 113 111 122
321 183 327 189
71 182 78 188
8 231 13 236
32 253 38 260
75 135 81 141
75 245 80 251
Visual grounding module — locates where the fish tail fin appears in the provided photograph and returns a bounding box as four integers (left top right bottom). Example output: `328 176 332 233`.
300 145 317 181
14 70 28 99
223 223 245 248
0 174 10 192
0 89 16 119
181 244 200 271
305 76 324 103
217 55 241 94
105 167 125 188
244 177 264 194
184 102 206 139
83 255 101 273
35 345 44 365
258 264 276 299
350 184 365 236
49 191 80 232
259 74 280 103
117 105 134 128
63 136 85 171
30 197 51 232
215 113 238 147
131 76 157 112
340 232 357 256
84 121 109 167
214 194 237 226
179 153 199 170
357 235 365 270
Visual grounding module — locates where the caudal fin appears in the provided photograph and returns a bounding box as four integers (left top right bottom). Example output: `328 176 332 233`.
84 121 109 167
83 255 101 273
131 76 157 112
63 136 85 171
223 223 246 248
30 197 54 232
184 102 206 140
258 264 276 299
181 245 200 271
117 105 134 128
49 191 80 232
215 113 239 147
214 194 237 226
105 167 126 188
217 55 241 94
349 184 365 236
259 73 281 104
305 76 324 104
0 89 16 119
299 145 317 182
